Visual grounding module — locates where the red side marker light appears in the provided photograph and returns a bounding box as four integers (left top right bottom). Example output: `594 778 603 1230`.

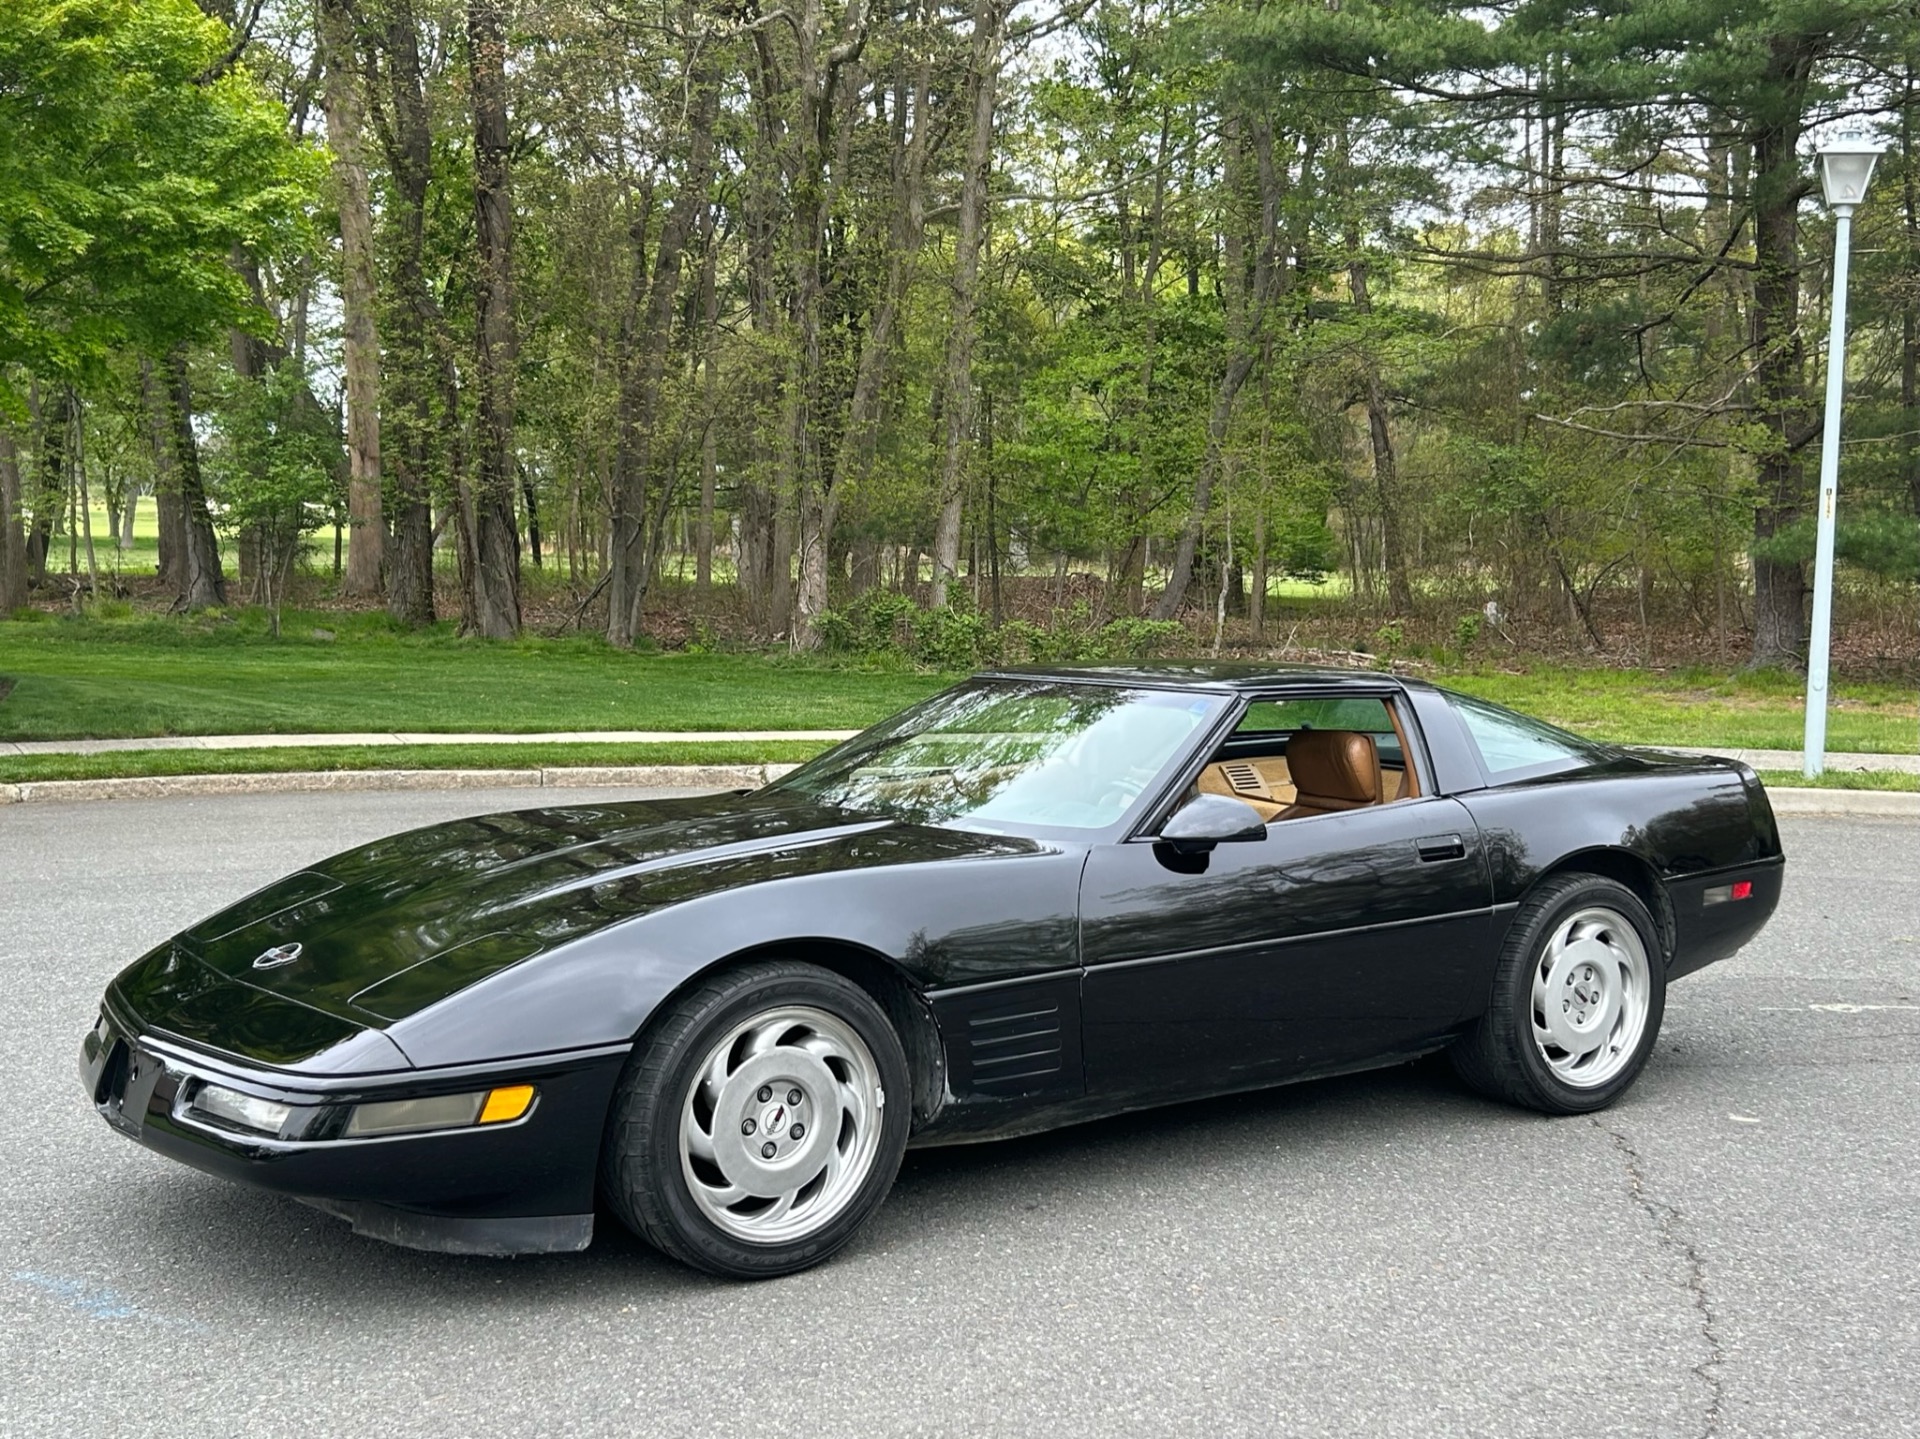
1705 880 1754 906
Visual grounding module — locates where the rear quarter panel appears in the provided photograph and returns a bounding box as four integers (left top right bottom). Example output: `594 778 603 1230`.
1458 760 1783 982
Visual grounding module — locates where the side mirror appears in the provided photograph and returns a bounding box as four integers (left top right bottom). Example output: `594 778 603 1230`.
1157 793 1269 854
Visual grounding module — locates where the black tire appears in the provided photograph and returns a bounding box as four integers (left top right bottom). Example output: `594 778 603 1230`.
601 960 912 1279
1449 873 1667 1115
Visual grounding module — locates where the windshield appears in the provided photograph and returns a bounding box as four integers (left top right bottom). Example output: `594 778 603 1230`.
767 680 1225 833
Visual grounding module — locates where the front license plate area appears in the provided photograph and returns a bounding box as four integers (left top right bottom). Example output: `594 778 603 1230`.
101 1042 165 1136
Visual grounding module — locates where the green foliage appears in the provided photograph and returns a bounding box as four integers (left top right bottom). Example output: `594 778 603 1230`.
207 359 341 552
814 592 1185 668
1750 512 1920 581
0 0 321 398
814 590 920 656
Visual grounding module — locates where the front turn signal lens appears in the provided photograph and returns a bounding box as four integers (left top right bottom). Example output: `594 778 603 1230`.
345 1091 486 1137
479 1084 535 1124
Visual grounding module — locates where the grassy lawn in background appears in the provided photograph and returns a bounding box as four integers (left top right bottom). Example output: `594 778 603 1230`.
1754 769 1920 792
1444 665 1916 753
0 740 832 786
2 610 1914 753
0 611 950 739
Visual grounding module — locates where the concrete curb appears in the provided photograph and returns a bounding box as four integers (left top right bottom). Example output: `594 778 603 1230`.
0 763 802 806
1764 786 1920 818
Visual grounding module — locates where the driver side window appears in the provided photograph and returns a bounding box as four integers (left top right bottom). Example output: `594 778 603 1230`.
1192 695 1416 822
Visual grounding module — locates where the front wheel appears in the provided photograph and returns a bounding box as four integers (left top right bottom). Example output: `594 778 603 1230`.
1449 874 1667 1115
601 961 911 1278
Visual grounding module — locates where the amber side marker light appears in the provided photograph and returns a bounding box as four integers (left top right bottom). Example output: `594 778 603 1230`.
479 1084 536 1124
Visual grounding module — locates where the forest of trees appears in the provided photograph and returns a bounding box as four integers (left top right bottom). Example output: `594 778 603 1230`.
3 0 1919 668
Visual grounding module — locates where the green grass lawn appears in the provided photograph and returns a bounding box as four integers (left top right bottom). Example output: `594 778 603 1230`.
1444 665 1916 754
2 610 1914 755
1754 769 1920 792
0 610 948 739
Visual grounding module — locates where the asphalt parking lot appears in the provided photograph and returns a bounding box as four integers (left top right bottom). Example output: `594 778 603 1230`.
2 789 1916 1438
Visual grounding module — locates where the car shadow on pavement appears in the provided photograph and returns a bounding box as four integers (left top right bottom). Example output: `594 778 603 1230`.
87 1052 1624 1312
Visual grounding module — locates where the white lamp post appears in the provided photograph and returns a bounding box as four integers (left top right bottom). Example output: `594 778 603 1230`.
1803 129 1883 779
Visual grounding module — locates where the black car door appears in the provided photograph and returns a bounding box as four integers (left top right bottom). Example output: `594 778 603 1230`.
1077 710 1495 1105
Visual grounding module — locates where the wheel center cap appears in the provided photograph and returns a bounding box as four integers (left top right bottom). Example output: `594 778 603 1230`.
1544 936 1623 1053
760 1101 789 1137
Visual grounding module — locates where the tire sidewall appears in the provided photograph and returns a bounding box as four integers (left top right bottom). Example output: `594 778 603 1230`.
1506 878 1667 1114
629 966 912 1278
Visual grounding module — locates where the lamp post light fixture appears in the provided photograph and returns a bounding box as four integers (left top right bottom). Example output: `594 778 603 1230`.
1803 128 1883 779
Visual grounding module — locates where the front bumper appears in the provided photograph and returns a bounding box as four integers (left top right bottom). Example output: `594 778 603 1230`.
80 996 629 1256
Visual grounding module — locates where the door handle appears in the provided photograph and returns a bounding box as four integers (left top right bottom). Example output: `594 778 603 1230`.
1416 833 1466 863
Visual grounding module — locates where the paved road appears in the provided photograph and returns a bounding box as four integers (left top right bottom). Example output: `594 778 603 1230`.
2 791 1915 1438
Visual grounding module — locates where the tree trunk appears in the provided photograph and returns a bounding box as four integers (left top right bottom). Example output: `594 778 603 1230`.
773 0 869 644
607 52 719 646
696 201 720 595
465 0 521 638
24 387 68 588
737 30 786 639
770 509 795 636
165 351 226 611
378 0 437 628
1746 38 1817 669
1156 119 1290 621
139 360 187 591
1250 504 1267 639
930 0 1009 609
1348 250 1413 615
321 0 385 598
797 42 935 643
1906 61 1920 524
0 429 25 612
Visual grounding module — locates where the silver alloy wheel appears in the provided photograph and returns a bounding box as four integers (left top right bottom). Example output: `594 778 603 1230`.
678 1004 885 1245
1529 905 1652 1089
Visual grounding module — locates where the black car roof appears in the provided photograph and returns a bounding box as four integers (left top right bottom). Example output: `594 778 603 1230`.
977 662 1422 692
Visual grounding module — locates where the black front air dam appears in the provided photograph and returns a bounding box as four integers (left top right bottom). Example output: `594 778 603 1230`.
298 1199 593 1256
84 1021 628 1251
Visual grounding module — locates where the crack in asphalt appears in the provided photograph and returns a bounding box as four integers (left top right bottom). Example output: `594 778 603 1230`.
1594 1118 1726 1438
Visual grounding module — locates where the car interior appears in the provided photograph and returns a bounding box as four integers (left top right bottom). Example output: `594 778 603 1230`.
1191 696 1420 823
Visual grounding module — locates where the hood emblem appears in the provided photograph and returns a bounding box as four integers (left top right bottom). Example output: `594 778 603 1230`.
252 943 304 970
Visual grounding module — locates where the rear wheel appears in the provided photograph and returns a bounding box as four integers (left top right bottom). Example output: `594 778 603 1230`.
1449 873 1666 1115
601 961 911 1278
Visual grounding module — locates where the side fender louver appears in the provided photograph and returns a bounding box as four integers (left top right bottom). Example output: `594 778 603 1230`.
929 972 1084 1100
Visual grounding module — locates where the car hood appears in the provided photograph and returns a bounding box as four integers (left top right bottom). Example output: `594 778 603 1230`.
113 792 1041 1066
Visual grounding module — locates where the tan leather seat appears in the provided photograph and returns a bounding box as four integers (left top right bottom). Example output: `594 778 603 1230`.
1275 730 1381 820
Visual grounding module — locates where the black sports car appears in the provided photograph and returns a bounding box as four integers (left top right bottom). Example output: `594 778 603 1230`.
81 665 1783 1277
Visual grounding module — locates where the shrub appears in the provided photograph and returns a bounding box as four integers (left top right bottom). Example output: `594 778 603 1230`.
816 591 1186 669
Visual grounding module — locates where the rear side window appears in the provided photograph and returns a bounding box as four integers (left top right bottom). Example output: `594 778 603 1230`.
1447 692 1599 777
